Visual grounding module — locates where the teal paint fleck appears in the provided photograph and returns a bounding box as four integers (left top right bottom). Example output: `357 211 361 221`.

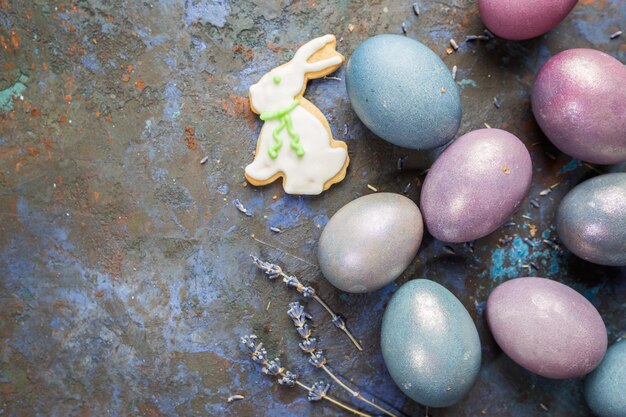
0 82 27 112
172 110 181 120
490 245 519 280
549 253 561 275
489 236 531 280
559 159 581 174
490 235 565 280
457 79 477 89
511 236 530 259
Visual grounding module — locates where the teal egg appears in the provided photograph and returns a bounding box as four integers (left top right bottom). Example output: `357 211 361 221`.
381 279 481 407
585 340 626 417
345 34 461 150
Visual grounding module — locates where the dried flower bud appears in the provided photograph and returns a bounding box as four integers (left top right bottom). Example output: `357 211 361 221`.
240 334 258 352
308 381 330 401
251 344 268 364
291 315 307 328
283 275 300 288
251 256 282 279
309 350 327 368
287 302 305 320
300 286 315 298
262 358 283 376
296 323 312 339
277 370 297 386
331 314 346 330
299 338 318 353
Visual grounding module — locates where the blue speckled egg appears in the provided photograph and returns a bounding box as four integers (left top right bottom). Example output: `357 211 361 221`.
381 279 481 407
345 34 461 150
557 173 626 266
585 341 626 417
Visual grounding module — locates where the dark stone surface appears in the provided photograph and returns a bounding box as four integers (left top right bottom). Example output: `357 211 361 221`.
0 1 624 416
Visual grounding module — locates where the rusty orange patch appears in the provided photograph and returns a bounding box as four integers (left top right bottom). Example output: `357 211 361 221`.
184 126 197 150
40 136 53 148
9 29 19 49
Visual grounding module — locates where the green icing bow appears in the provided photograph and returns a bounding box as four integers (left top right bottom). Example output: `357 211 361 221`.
260 100 304 159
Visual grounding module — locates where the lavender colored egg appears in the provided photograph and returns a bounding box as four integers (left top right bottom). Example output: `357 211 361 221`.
381 279 481 407
532 49 626 164
318 193 423 293
420 129 532 243
557 173 626 266
585 341 626 417
478 0 577 40
487 277 607 379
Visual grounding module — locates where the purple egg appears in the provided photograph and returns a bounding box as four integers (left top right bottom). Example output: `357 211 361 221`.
420 129 532 243
487 277 607 379
532 49 626 164
479 0 577 40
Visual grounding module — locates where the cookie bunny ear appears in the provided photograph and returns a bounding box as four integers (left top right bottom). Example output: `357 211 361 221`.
293 34 345 79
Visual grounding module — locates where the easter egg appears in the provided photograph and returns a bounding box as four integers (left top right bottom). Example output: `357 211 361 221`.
318 193 422 293
420 129 532 243
478 0 577 40
381 279 481 407
585 341 626 417
532 49 626 164
345 34 461 150
557 173 626 266
487 277 607 379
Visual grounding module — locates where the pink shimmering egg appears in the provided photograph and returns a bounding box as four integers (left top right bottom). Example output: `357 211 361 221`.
420 129 532 243
479 0 577 40
532 49 626 164
487 277 607 379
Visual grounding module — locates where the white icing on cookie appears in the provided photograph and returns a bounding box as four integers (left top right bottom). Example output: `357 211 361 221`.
246 106 348 195
246 34 348 195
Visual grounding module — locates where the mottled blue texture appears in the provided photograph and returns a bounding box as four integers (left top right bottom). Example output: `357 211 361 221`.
585 341 626 417
345 34 461 150
381 279 481 407
557 173 626 266
2 1 626 416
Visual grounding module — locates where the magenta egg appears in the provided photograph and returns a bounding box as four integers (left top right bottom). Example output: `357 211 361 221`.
532 49 626 164
420 129 532 243
478 0 577 40
487 277 607 379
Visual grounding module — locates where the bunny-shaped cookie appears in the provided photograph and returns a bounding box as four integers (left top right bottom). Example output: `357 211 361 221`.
245 35 349 195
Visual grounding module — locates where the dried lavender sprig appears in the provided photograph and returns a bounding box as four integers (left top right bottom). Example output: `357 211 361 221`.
288 303 399 417
251 256 363 351
239 335 371 417
412 2 420 16
233 199 252 217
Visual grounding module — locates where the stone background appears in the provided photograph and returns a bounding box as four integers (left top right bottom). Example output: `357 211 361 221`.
1 1 624 416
